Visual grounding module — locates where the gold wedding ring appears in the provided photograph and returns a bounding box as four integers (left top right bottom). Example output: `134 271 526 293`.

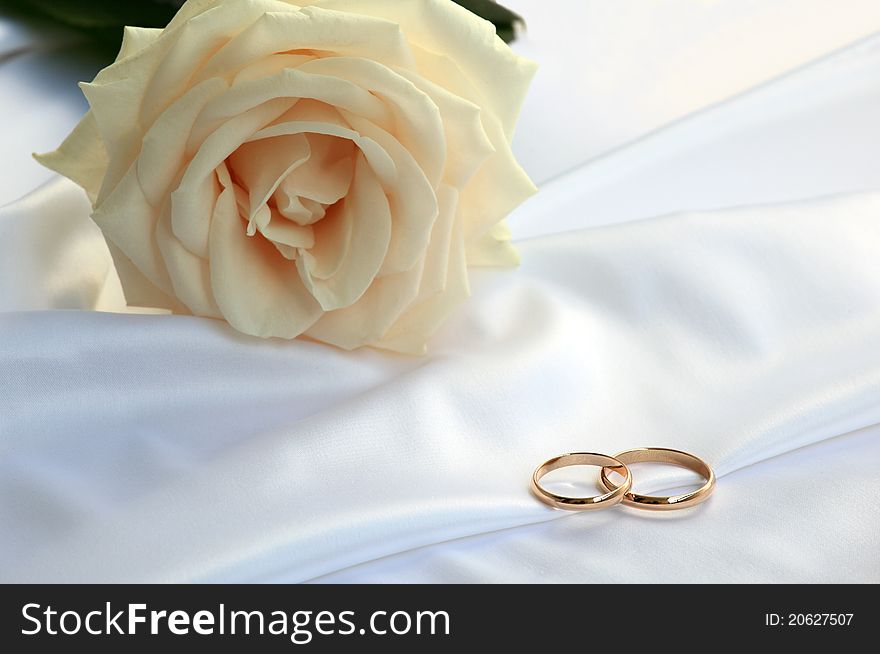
599 447 715 511
531 452 633 510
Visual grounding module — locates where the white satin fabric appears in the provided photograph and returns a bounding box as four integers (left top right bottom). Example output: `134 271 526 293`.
2 1 880 583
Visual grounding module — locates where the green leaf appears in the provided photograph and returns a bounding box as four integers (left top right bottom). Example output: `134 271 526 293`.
0 0 178 55
5 0 177 29
0 0 525 53
452 0 524 43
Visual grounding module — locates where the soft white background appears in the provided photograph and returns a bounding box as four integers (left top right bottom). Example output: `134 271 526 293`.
0 0 878 582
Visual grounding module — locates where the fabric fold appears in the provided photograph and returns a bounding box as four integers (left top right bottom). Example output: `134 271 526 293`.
2 190 880 581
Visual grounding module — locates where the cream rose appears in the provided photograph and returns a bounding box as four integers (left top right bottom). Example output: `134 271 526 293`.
38 0 536 353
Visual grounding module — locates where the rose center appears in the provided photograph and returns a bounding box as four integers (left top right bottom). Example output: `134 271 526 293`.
227 124 357 262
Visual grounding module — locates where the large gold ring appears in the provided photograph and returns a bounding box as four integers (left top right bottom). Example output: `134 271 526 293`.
531 452 632 511
599 447 715 511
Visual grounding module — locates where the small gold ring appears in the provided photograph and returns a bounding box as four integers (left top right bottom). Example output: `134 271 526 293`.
599 447 715 511
531 452 632 510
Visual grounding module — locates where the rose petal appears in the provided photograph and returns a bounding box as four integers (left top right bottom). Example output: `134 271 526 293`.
299 56 445 187
140 0 284 126
227 132 311 222
209 164 322 338
273 193 327 225
408 45 537 244
118 26 163 60
137 77 228 208
279 133 354 206
457 110 536 242
188 68 390 149
304 260 423 349
195 5 415 84
259 100 357 216
77 1 280 202
159 0 229 30
80 79 149 205
34 111 107 205
340 111 437 275
258 208 316 249
297 202 352 282
313 0 536 138
105 241 188 313
394 66 495 188
232 53 315 85
465 219 520 267
172 97 292 257
249 120 396 194
266 96 348 128
91 164 173 295
155 201 221 317
378 203 470 355
406 183 459 303
305 182 458 349
296 152 391 310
